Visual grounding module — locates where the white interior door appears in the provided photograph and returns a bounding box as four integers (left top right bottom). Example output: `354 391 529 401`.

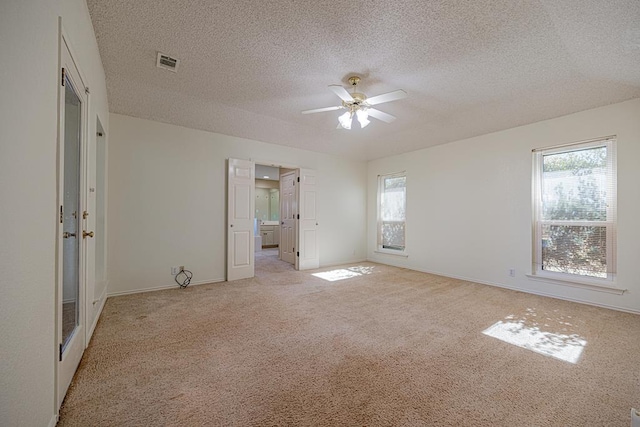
227 158 255 281
57 35 88 407
296 169 319 270
279 171 296 265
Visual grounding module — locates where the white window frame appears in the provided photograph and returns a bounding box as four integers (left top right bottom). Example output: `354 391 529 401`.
376 171 407 256
531 137 617 289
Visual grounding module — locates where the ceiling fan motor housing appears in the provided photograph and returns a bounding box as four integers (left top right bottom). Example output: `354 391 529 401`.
342 92 368 110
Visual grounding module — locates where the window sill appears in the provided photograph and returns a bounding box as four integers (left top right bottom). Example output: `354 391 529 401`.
526 273 625 295
374 249 409 258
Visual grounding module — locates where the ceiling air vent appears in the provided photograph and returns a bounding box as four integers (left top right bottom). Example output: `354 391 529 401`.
156 52 180 72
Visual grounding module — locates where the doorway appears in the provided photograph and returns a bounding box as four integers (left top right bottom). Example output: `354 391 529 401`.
226 159 319 281
255 165 295 274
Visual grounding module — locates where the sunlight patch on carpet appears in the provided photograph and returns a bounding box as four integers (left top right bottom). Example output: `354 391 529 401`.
312 266 374 282
483 310 586 364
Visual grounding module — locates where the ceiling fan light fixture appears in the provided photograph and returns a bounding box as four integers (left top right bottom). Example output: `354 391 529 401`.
338 111 352 129
303 76 406 130
356 109 370 128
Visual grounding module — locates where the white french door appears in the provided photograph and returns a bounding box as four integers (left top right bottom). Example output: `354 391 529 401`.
279 171 296 265
296 169 319 270
227 158 255 281
57 34 93 407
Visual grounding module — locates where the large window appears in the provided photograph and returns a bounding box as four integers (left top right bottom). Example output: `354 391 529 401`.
377 172 406 253
533 138 616 283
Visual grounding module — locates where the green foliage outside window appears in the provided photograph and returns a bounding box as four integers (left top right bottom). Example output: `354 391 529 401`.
541 147 608 278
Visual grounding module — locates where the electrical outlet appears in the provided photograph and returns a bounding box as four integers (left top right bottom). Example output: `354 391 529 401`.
171 266 184 275
509 268 516 277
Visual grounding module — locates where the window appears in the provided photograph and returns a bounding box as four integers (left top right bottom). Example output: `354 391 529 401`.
532 138 616 283
377 172 406 253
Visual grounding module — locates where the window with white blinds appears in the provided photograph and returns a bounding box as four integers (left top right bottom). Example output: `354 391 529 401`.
532 138 616 282
378 172 406 253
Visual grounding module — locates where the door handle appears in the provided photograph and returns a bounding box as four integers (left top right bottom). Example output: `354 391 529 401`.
63 232 76 239
83 230 94 239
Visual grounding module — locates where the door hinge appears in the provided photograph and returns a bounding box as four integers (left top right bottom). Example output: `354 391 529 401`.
85 86 90 95
59 343 63 361
61 68 65 86
297 177 300 183
59 205 63 224
297 214 300 219
297 251 299 257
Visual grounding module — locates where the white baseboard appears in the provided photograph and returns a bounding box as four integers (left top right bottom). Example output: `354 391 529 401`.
107 278 225 298
105 261 369 298
366 259 640 315
48 413 59 427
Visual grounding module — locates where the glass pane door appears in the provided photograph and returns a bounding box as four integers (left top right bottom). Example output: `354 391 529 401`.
61 75 82 350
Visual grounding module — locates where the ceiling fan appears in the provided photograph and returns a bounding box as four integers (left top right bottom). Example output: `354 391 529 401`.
302 76 407 130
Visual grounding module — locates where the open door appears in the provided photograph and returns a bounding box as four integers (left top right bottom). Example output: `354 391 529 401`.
296 169 319 270
227 158 255 281
279 170 296 265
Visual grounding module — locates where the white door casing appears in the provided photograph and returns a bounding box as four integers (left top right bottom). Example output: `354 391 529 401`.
227 158 255 281
92 118 108 314
279 171 296 265
84 117 97 345
296 169 320 270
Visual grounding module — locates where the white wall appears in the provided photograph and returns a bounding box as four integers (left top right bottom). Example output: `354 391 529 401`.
0 1 108 425
368 98 640 313
107 114 367 295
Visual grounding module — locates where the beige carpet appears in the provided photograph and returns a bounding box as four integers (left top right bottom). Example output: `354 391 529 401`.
59 254 640 426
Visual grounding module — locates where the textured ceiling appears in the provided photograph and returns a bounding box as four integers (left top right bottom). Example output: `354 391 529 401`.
87 0 640 161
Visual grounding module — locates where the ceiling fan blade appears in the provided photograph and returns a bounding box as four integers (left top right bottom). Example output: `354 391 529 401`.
329 85 354 102
301 106 342 114
366 89 407 106
367 108 396 123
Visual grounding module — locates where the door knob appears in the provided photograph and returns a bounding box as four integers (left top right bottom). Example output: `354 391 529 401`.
83 230 94 238
63 232 76 238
